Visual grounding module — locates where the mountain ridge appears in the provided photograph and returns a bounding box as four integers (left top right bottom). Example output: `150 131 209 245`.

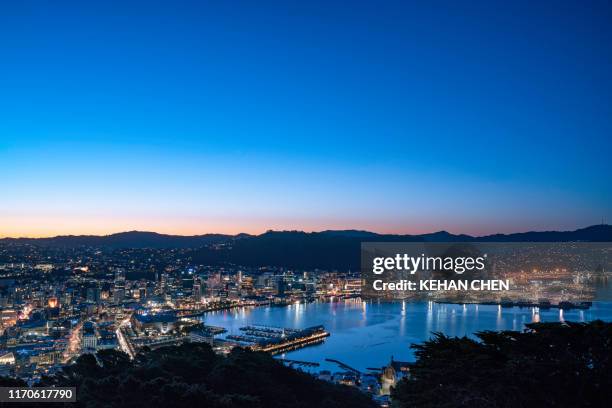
1 225 610 248
2 225 610 270
191 225 611 270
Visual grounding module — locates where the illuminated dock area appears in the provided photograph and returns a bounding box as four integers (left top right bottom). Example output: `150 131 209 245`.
226 324 330 355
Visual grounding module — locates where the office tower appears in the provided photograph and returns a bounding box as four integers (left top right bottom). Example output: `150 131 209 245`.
192 277 203 303
113 270 126 304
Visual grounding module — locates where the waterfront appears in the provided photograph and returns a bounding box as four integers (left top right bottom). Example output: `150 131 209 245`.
203 299 612 372
1 237 610 382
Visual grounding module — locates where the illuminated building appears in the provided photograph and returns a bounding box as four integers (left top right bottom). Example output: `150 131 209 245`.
81 321 98 351
113 270 126 304
47 297 58 308
192 277 203 303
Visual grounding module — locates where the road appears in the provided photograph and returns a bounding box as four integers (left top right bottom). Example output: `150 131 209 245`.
63 321 83 363
116 315 136 359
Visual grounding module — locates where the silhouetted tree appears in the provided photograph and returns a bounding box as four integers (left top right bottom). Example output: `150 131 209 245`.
392 320 612 408
29 342 375 408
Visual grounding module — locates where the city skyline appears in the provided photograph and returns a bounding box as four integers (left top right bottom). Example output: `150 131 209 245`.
2 2 612 406
2 0 611 237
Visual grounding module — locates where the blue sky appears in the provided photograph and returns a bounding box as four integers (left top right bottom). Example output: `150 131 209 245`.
1 0 611 236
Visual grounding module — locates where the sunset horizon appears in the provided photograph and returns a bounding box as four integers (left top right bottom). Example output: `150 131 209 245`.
1 2 611 406
1 221 607 240
2 2 610 241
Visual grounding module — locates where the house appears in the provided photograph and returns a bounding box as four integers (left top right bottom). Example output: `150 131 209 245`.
380 356 413 394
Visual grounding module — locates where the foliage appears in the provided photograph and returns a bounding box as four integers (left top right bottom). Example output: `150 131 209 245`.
1 343 375 408
392 320 612 408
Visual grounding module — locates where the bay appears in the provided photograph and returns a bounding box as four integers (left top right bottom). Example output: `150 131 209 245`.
202 300 612 372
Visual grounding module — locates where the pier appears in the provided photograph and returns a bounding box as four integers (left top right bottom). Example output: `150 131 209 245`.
228 324 330 355
277 358 320 368
325 358 362 374
240 325 299 338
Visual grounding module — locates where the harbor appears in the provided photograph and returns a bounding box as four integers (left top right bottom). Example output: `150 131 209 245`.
202 299 612 373
226 324 330 354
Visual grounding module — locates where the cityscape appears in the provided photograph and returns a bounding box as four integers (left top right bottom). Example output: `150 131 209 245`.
0 240 359 378
1 1 611 406
0 230 610 405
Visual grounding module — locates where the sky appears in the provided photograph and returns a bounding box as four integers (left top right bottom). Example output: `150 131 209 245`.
1 0 611 237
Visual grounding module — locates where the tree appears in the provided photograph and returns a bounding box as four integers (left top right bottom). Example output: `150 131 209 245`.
392 320 612 408
35 342 374 408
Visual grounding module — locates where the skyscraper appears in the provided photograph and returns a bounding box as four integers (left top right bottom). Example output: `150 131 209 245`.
192 276 202 303
113 269 126 304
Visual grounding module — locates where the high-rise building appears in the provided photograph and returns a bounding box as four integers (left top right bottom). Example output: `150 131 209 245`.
192 277 202 303
218 284 229 301
160 273 169 294
113 270 126 304
277 276 286 297
240 277 254 296
138 286 147 301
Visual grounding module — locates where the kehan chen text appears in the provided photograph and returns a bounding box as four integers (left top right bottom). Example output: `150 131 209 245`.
372 279 510 292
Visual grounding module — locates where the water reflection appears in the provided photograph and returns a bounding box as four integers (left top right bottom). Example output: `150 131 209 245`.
532 307 540 323
202 300 612 372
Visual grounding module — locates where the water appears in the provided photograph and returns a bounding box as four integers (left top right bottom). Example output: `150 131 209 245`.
202 300 612 372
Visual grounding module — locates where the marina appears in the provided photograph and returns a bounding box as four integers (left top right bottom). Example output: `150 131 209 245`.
203 299 612 373
226 324 330 355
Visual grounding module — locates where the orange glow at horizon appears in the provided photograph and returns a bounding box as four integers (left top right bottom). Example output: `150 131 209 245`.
0 215 418 237
0 213 566 238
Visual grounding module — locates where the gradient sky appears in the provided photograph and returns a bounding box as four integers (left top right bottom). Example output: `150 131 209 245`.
1 0 611 237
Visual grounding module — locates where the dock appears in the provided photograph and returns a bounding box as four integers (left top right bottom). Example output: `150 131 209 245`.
277 358 320 368
229 324 330 355
325 358 362 374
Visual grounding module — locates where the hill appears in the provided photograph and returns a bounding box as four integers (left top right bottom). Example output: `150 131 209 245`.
2 225 610 271
0 231 234 249
191 225 612 271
